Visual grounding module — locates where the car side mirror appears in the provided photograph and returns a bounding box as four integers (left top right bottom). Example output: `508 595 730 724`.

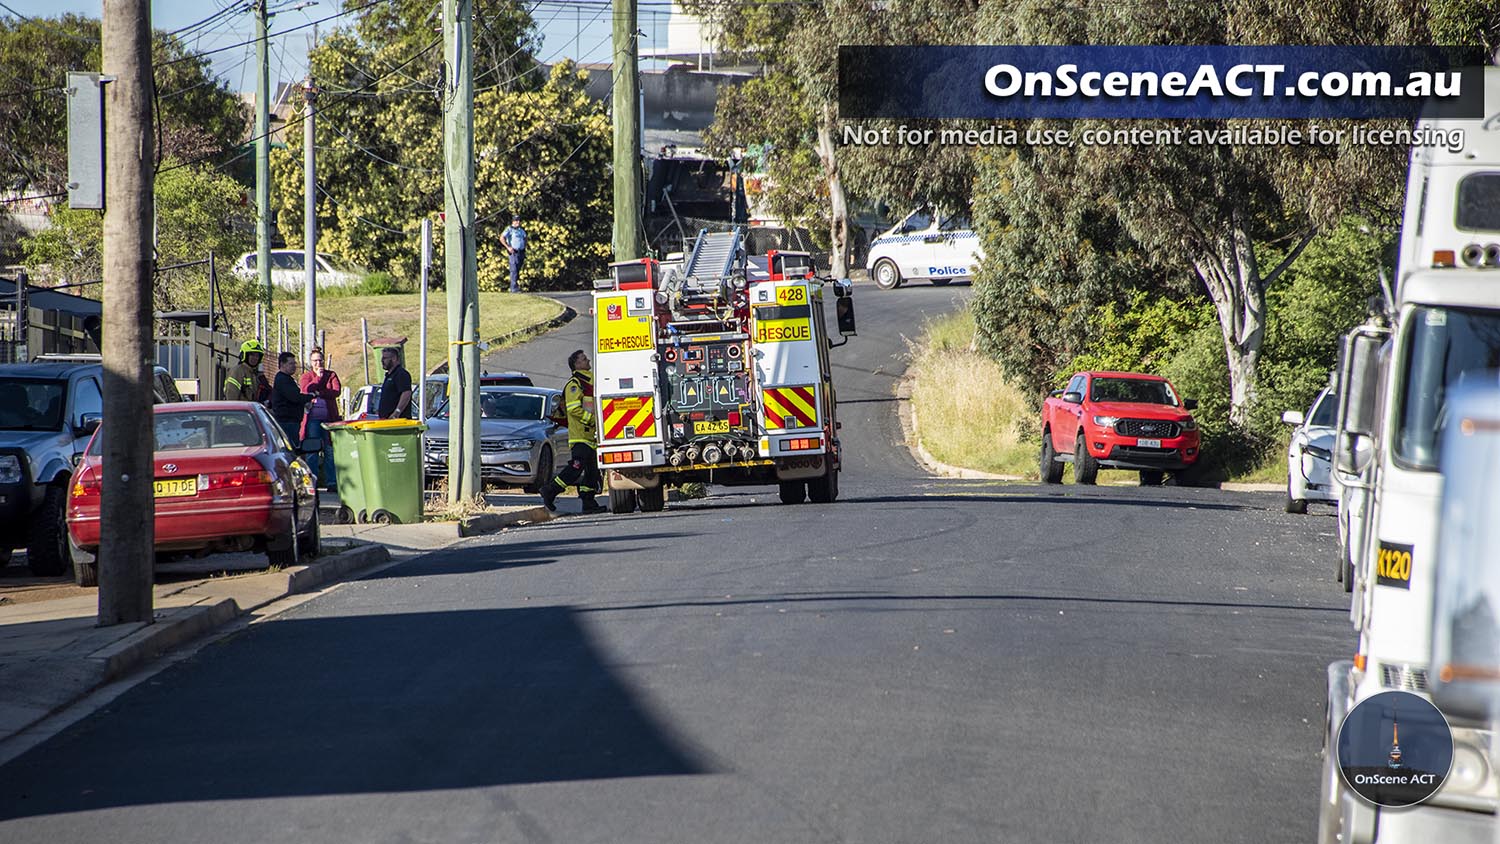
835 295 856 336
77 413 102 435
1336 431 1375 475
1049 389 1064 398
1281 410 1305 426
1062 391 1083 404
1182 398 1198 411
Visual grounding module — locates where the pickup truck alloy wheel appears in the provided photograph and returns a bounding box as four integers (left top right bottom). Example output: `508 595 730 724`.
872 259 902 290
1039 431 1064 484
1072 436 1099 485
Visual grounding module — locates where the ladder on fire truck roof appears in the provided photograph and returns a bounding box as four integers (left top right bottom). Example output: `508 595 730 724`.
682 227 744 283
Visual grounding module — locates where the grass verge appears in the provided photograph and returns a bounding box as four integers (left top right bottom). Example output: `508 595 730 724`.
907 310 1037 477
908 310 1144 485
261 292 564 393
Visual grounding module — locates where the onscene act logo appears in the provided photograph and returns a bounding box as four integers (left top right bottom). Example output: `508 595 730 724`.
1336 691 1454 807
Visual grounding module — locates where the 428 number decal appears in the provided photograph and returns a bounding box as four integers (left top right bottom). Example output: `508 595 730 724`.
1376 541 1414 589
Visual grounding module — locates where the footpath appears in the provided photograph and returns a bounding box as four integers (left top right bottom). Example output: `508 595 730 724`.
0 491 573 750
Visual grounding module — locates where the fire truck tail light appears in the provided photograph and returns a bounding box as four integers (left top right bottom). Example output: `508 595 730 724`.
1433 249 1457 267
601 450 642 465
729 411 741 426
783 437 822 451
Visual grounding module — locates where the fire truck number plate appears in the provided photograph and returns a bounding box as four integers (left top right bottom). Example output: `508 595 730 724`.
694 419 730 435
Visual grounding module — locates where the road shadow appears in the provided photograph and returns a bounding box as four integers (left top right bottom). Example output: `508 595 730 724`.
362 532 691 580
0 606 710 820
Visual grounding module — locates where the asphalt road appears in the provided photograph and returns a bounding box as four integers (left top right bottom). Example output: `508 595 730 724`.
0 280 1350 843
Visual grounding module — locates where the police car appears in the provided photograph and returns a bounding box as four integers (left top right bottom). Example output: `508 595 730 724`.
865 209 984 290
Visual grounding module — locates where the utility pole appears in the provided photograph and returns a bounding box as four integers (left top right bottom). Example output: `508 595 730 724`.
442 0 481 502
302 77 316 361
612 0 641 259
98 0 155 626
255 0 272 313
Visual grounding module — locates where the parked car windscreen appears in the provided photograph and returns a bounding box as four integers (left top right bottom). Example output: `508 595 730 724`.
1089 377 1179 406
87 410 264 454
0 379 67 430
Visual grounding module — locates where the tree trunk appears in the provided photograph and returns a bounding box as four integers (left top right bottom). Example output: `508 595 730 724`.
1189 211 1316 426
1190 212 1264 426
815 100 849 277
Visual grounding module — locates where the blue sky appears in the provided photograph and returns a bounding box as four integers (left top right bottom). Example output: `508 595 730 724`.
5 1 693 92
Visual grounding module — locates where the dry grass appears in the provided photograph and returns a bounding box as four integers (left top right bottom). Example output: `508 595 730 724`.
908 311 1038 477
422 490 491 522
260 292 564 393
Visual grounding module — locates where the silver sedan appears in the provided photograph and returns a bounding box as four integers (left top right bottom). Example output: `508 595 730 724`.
423 386 567 493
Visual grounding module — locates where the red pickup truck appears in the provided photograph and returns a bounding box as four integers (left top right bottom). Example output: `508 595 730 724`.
1040 371 1201 485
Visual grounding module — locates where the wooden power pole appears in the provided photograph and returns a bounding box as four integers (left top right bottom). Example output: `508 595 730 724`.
443 0 481 502
612 0 641 259
98 0 155 626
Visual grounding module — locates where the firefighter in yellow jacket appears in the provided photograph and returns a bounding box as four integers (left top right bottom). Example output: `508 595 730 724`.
223 339 270 403
540 349 606 513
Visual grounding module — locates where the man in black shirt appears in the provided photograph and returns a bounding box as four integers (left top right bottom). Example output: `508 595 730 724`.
378 347 413 419
271 351 313 449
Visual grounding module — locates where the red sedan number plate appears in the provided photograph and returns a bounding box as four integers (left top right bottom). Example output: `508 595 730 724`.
153 478 197 498
1137 438 1162 449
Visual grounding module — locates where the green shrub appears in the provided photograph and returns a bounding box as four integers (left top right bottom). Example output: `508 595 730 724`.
358 272 399 295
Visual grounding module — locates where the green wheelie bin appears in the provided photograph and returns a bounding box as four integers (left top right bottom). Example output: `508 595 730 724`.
324 421 365 524
347 418 427 524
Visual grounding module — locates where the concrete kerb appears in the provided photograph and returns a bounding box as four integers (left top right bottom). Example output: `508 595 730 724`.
894 372 1024 482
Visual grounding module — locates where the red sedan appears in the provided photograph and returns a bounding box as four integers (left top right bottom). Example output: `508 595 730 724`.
66 401 320 587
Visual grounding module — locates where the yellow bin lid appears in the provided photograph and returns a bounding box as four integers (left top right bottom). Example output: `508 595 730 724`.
346 419 426 432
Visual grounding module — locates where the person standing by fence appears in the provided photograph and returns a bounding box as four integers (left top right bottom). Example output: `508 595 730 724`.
299 346 342 491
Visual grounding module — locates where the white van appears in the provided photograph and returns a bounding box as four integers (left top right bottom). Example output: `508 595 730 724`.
865 209 984 289
234 250 364 291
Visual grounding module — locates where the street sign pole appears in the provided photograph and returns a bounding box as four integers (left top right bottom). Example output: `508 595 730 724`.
419 217 431 421
255 0 272 314
303 78 317 361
